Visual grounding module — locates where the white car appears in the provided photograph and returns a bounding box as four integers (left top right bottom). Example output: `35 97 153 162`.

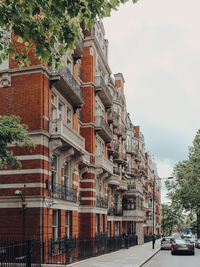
161 236 175 250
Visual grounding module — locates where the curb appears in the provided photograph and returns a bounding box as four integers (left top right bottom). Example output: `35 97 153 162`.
139 248 161 266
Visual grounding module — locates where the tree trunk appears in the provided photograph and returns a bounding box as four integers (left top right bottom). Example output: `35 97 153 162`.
197 213 200 238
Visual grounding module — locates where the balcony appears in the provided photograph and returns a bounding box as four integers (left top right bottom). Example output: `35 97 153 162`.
96 196 108 208
52 183 77 202
126 145 135 156
114 126 122 136
73 39 84 59
95 116 112 143
113 93 122 104
51 67 84 108
123 203 136 210
118 180 128 191
108 207 123 216
95 155 113 175
107 110 119 124
126 181 143 196
108 142 119 158
95 76 112 108
50 119 85 152
125 167 138 177
108 174 120 186
123 208 144 219
113 153 127 165
121 127 127 141
80 150 91 167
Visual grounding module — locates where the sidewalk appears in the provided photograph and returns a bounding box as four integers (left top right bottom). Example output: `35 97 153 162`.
68 239 161 267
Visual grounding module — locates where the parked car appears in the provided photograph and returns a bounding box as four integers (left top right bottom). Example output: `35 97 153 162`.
161 236 175 250
195 239 200 248
171 239 195 255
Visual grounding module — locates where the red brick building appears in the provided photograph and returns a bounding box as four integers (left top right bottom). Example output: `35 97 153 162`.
0 20 161 264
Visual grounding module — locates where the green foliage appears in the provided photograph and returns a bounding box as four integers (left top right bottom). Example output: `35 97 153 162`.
0 115 34 169
0 0 139 68
166 129 200 236
166 129 200 214
162 203 184 236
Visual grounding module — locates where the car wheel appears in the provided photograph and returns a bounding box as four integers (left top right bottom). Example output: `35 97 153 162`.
171 251 174 255
191 251 195 255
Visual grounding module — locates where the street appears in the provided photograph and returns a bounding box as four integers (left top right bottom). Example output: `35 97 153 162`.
144 248 200 267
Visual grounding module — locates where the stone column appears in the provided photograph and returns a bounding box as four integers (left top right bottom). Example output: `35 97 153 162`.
136 222 144 245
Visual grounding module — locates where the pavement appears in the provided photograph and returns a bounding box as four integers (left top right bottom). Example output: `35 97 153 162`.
68 239 161 267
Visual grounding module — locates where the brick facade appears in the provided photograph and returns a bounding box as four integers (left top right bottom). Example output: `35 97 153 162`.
0 19 161 263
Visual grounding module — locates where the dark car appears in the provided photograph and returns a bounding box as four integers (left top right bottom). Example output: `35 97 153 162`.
195 239 200 248
171 239 195 255
161 236 175 250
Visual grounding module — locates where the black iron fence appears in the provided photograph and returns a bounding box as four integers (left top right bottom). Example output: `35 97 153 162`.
0 239 41 267
144 235 152 243
0 234 138 266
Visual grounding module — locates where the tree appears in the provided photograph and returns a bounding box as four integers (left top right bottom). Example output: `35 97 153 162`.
0 115 33 169
161 203 184 236
166 129 200 237
0 0 138 68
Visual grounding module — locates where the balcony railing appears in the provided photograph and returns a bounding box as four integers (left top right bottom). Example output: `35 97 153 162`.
50 119 85 151
113 93 122 104
108 110 119 122
52 183 77 202
95 116 112 142
125 167 138 177
51 67 84 108
108 207 123 216
95 76 112 108
96 196 108 208
95 155 113 175
123 203 136 210
108 142 119 157
113 152 127 165
118 180 128 191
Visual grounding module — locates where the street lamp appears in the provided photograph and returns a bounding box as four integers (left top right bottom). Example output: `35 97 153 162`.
152 174 173 249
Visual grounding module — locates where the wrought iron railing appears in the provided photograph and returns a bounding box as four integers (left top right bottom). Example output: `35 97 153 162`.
108 110 119 120
52 183 77 202
58 67 84 101
95 116 112 137
144 235 152 243
108 207 123 216
96 196 108 208
95 76 113 103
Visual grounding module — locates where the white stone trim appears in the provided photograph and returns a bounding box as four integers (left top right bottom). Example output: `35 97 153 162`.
80 197 96 201
0 169 51 176
0 183 45 189
79 206 107 214
73 181 79 187
16 155 49 162
79 188 96 192
107 216 123 222
80 179 95 183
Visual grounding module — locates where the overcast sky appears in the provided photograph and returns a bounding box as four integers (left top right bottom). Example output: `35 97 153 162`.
103 0 200 202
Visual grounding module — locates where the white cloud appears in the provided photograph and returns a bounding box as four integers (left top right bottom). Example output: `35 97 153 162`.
103 0 200 175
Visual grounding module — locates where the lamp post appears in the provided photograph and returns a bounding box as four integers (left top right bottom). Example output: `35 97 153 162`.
152 174 173 249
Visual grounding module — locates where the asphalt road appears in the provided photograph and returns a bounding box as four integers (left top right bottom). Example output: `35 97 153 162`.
143 248 200 267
